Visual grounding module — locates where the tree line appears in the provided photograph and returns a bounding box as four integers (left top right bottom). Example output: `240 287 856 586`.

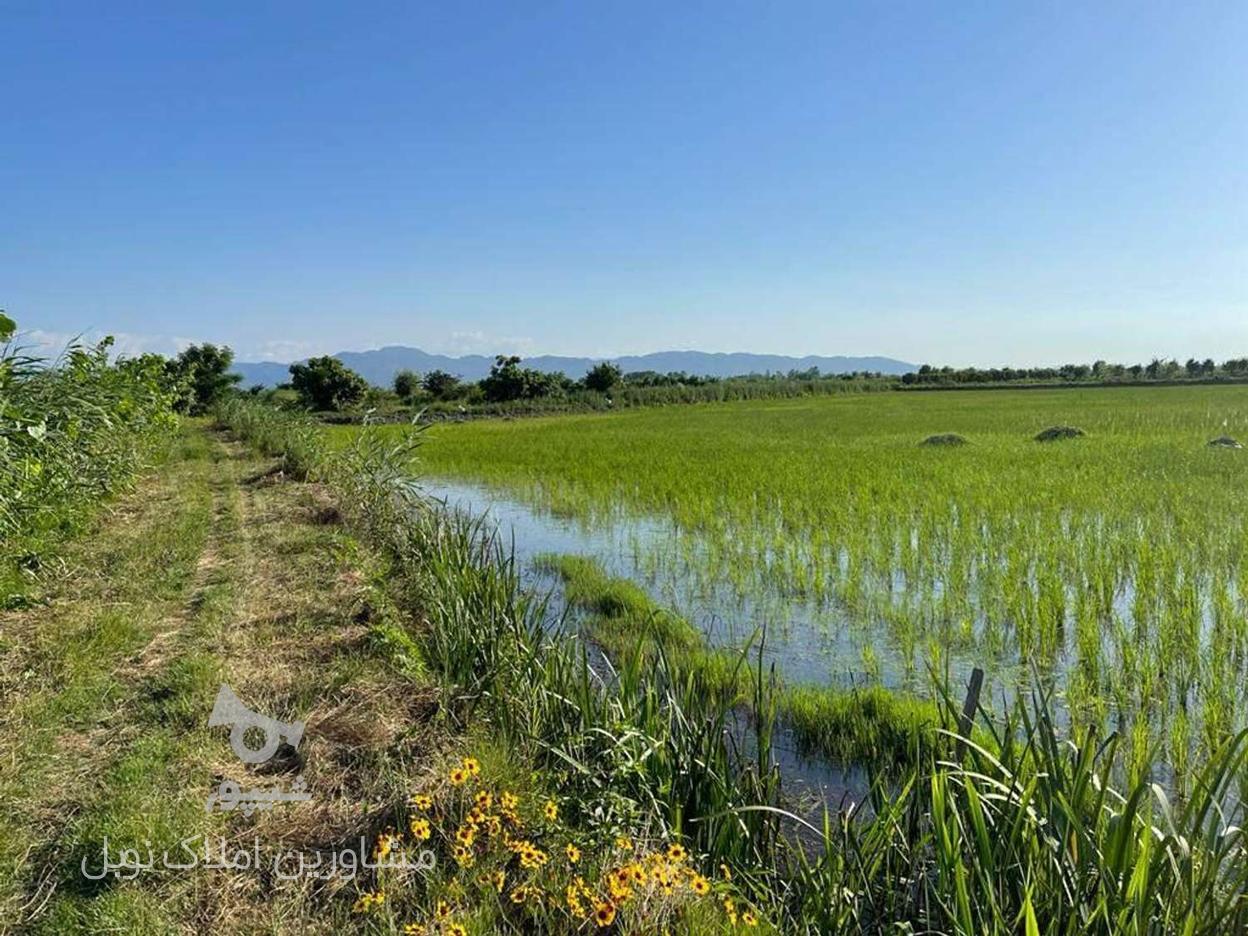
78 342 1248 417
902 357 1248 386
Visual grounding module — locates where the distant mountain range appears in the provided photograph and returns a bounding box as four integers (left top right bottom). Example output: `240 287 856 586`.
231 347 917 388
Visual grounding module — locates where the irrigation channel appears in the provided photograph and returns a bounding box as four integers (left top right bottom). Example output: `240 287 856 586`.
417 476 1007 810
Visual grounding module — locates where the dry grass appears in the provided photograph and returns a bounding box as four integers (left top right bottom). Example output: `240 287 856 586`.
0 424 446 934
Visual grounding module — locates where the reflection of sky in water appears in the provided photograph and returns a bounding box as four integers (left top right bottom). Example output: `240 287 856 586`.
419 474 1245 801
420 476 989 694
422 477 881 803
422 477 856 686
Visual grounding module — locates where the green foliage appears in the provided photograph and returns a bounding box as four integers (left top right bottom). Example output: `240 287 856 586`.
583 361 622 393
403 386 1248 774
223 398 1248 933
0 320 177 603
288 354 367 411
480 355 571 403
213 396 325 480
421 368 462 400
903 355 1248 386
392 368 419 398
165 343 240 413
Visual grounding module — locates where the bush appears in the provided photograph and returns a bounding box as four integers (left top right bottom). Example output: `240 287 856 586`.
165 343 241 413
393 369 419 399
422 369 462 401
289 355 368 411
583 361 622 393
480 355 570 403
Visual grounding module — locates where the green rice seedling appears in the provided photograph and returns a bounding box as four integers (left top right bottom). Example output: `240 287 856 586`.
365 386 1248 777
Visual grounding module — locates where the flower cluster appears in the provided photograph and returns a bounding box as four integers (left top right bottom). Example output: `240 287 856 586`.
354 754 764 932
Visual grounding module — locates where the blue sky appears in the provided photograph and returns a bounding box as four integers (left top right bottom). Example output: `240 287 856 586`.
3 2 1245 366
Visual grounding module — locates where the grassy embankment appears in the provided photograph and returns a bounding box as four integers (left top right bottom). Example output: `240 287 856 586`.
0 423 451 932
534 552 938 767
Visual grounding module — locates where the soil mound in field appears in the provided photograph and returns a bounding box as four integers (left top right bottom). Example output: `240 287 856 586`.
1034 425 1085 442
920 433 969 447
1208 435 1243 449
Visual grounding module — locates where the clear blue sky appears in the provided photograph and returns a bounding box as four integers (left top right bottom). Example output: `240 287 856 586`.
4 1 1245 366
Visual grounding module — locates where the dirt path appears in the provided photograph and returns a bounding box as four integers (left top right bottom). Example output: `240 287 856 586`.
0 424 437 934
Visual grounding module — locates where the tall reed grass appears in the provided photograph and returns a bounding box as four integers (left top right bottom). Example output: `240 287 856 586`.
1 324 176 604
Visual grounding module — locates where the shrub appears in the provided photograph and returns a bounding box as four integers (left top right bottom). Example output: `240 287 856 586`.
422 369 462 400
583 361 622 393
289 355 368 411
165 343 241 413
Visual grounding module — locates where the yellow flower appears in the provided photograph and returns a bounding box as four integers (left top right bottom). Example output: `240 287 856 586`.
372 830 397 861
607 868 633 902
456 825 476 846
403 924 426 935
628 863 647 885
565 843 581 864
489 869 506 892
446 925 467 936
409 793 433 811
449 767 468 786
409 818 431 840
352 890 385 913
723 896 738 925
462 756 481 777
435 900 452 920
566 884 586 916
690 874 711 896
543 800 559 821
666 843 688 863
615 835 633 851
500 791 519 811
519 845 548 870
594 901 617 927
742 909 759 927
475 790 493 810
510 886 530 904
453 844 474 867
720 862 733 881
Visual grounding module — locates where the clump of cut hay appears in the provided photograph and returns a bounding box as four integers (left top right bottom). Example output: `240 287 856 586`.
1208 436 1242 449
1034 425 1085 442
920 433 969 447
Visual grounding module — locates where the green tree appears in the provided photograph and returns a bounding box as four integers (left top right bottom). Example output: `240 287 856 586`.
393 369 419 399
583 361 622 393
421 369 461 400
480 355 566 403
288 356 368 411
167 343 241 413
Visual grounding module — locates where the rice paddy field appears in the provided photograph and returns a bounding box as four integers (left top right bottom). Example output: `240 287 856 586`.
342 386 1248 781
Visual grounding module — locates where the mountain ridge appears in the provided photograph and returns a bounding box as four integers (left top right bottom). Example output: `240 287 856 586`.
231 346 916 388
